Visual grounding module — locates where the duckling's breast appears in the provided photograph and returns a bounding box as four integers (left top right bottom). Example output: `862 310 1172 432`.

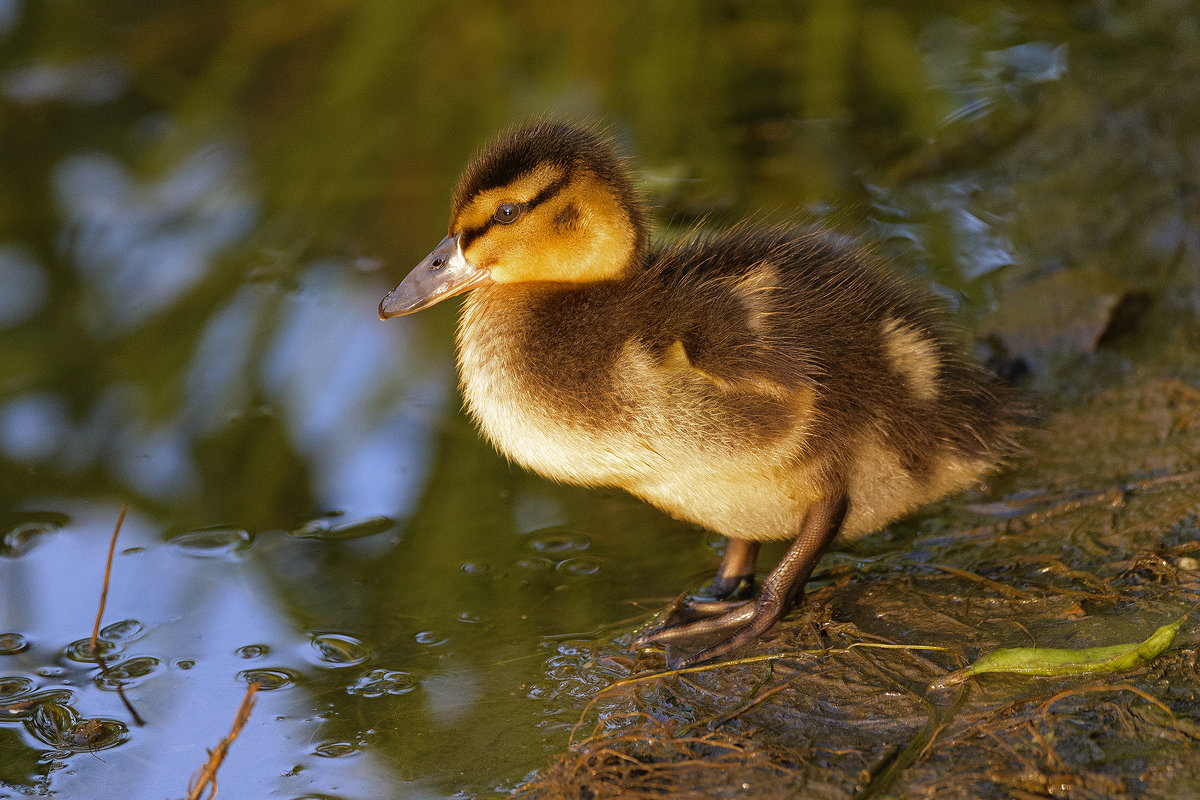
457 282 638 484
457 282 827 539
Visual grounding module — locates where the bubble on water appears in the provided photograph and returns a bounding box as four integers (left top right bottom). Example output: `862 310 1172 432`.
309 633 369 668
166 526 253 558
0 632 29 655
99 619 144 644
525 527 592 555
0 675 34 701
95 656 160 689
238 668 297 690
347 669 417 698
313 741 359 758
1 513 67 558
414 631 446 647
2 689 73 720
289 515 395 541
556 557 601 577
236 644 269 659
62 637 118 664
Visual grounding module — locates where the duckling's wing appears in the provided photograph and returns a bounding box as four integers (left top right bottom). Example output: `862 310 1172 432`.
644 232 820 395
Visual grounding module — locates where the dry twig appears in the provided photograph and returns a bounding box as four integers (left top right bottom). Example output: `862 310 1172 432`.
186 682 261 800
87 504 144 725
90 504 127 654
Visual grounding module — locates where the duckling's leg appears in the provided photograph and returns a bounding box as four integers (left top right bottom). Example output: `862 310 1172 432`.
634 495 847 667
709 539 760 599
637 539 759 632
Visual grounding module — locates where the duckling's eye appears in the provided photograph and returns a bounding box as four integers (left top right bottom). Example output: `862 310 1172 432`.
493 203 522 224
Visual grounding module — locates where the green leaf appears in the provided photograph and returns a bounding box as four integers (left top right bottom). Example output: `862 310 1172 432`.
930 616 1186 691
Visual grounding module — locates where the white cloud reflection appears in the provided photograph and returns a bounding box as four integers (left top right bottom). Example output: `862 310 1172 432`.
31 133 449 524
53 144 256 332
0 244 47 328
0 0 20 34
259 262 449 520
3 57 126 105
0 391 70 462
9 115 456 787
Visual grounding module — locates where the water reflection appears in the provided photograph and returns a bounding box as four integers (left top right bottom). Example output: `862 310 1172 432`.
2 0 1164 797
54 144 255 331
0 392 70 463
3 57 125 105
0 0 18 34
260 262 448 517
0 246 46 328
1 507 393 797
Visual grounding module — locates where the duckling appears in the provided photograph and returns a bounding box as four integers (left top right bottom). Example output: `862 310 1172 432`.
379 121 1020 666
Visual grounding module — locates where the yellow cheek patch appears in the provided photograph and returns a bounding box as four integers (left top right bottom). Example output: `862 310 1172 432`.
537 175 637 283
457 171 638 286
463 226 523 272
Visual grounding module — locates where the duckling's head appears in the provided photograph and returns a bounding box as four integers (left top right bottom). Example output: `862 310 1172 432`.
380 122 647 318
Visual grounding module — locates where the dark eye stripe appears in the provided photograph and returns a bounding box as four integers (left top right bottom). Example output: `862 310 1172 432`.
526 173 570 210
459 173 573 249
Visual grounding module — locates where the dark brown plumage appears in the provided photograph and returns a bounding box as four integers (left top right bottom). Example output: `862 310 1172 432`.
380 121 1021 665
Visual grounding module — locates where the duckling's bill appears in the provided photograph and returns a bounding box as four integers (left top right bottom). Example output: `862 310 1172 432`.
379 233 493 319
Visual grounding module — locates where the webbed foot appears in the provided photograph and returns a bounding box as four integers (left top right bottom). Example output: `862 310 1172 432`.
632 495 847 667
